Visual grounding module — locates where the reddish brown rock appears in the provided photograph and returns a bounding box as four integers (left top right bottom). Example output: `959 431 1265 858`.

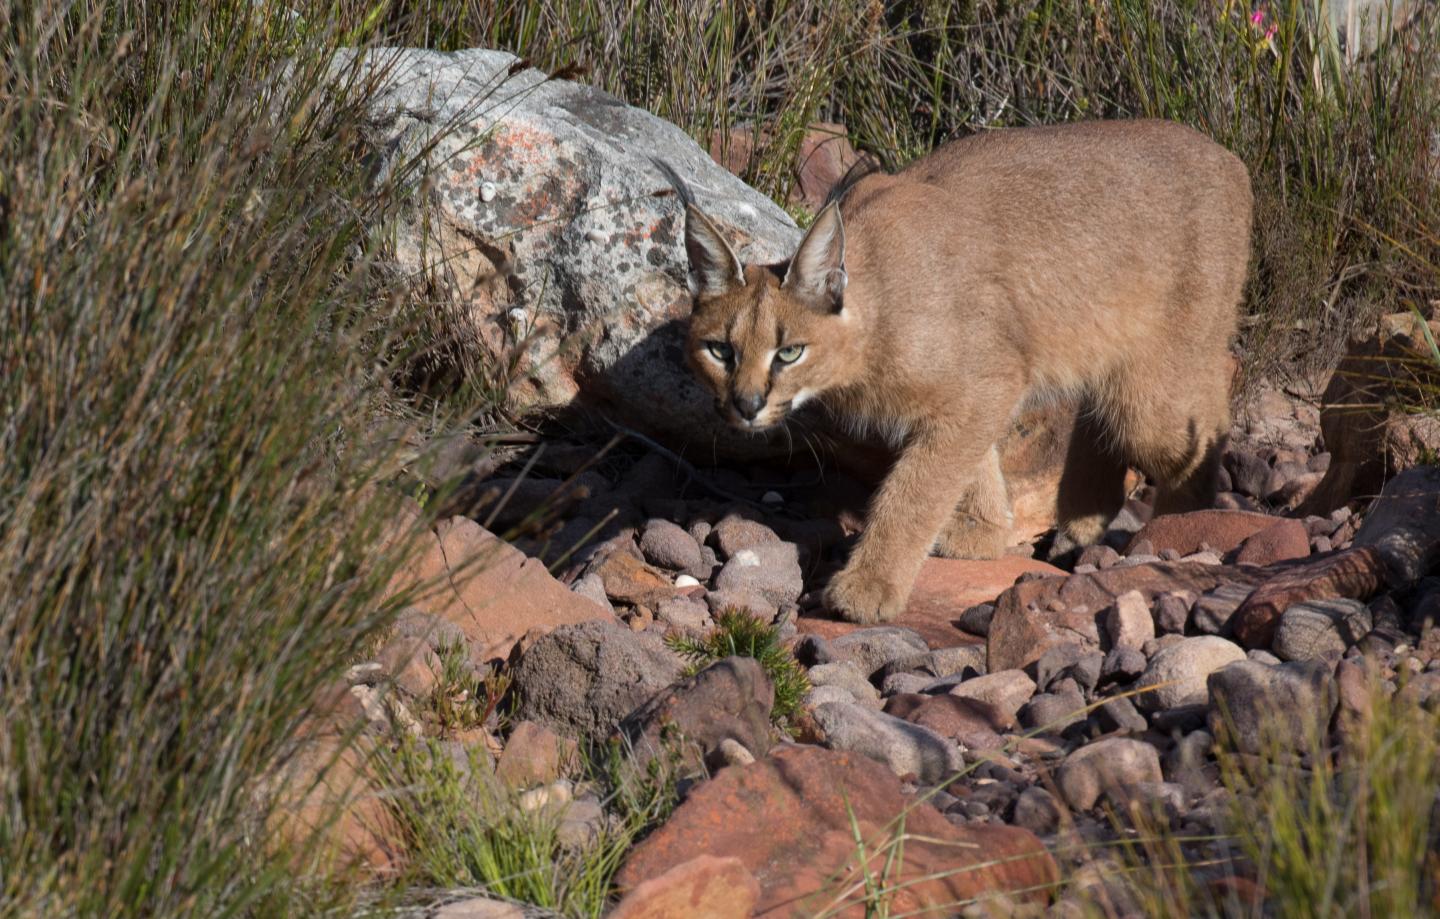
267 739 399 875
1232 518 1311 567
609 855 760 919
1230 546 1386 649
799 556 1062 648
389 516 614 662
883 693 1011 750
615 745 1058 916
1124 510 1279 558
594 550 676 608
793 123 862 210
495 720 577 789
988 562 1267 672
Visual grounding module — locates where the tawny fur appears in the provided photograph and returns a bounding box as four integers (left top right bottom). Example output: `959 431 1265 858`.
671 120 1253 624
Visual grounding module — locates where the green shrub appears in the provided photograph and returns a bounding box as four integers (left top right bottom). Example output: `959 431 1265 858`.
666 609 812 726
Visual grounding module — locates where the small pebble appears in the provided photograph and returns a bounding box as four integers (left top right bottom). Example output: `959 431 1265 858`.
479 181 497 202
674 573 701 588
760 490 784 505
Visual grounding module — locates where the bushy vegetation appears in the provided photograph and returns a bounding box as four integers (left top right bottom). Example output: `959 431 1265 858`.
0 2 482 914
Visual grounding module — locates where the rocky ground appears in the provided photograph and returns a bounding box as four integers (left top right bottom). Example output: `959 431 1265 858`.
274 307 1440 918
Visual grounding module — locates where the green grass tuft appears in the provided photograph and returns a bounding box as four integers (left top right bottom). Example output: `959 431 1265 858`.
665 608 812 727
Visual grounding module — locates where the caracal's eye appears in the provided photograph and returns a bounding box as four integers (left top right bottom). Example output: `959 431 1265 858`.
705 340 734 362
774 344 805 365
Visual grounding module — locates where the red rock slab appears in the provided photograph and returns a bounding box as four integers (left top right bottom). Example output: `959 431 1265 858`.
609 855 760 919
615 745 1058 917
1230 546 1386 649
798 556 1063 648
1232 518 1310 566
388 515 614 663
1124 509 1280 557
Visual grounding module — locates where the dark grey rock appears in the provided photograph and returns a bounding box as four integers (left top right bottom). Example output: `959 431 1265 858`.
638 518 704 573
1272 598 1372 661
827 627 929 679
1011 786 1063 836
617 656 775 774
1207 659 1337 753
511 620 685 742
958 603 996 636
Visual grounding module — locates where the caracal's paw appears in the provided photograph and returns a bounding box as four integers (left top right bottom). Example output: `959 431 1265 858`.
932 518 1008 560
825 564 910 624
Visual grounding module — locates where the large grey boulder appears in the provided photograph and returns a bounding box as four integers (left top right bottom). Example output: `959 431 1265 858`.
346 47 800 455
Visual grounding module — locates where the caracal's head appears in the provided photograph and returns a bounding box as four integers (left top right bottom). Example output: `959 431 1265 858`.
678 199 861 432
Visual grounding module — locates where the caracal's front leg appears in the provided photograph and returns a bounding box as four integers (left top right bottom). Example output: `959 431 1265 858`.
826 422 1000 624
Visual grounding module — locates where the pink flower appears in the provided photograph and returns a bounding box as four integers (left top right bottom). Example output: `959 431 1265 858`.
1250 9 1265 25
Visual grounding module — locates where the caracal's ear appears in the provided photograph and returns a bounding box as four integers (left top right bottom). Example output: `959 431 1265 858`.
684 205 746 297
650 157 746 298
782 200 846 310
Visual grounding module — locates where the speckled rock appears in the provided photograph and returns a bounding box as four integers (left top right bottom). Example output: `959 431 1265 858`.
349 47 800 456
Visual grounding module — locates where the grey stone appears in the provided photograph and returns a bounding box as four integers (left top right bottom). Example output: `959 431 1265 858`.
949 670 1037 720
714 542 803 607
1104 590 1155 651
704 587 777 622
1094 696 1148 734
711 514 781 559
810 700 965 783
433 897 525 919
1136 636 1246 712
1190 583 1255 634
958 603 996 636
1154 591 1194 635
510 620 685 741
1020 689 1086 734
617 655 775 773
655 594 711 633
1100 647 1147 684
1272 598 1372 661
808 661 882 708
1207 659 1338 754
639 518 705 573
1353 466 1440 584
351 48 800 457
1057 737 1164 811
1247 649 1282 665
803 685 855 708
827 627 929 679
1011 786 1063 836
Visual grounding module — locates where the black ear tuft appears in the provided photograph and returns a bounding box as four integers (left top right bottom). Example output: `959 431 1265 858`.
652 158 745 296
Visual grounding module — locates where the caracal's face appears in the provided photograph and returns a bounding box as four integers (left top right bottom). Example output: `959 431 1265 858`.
680 201 855 432
686 265 857 431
